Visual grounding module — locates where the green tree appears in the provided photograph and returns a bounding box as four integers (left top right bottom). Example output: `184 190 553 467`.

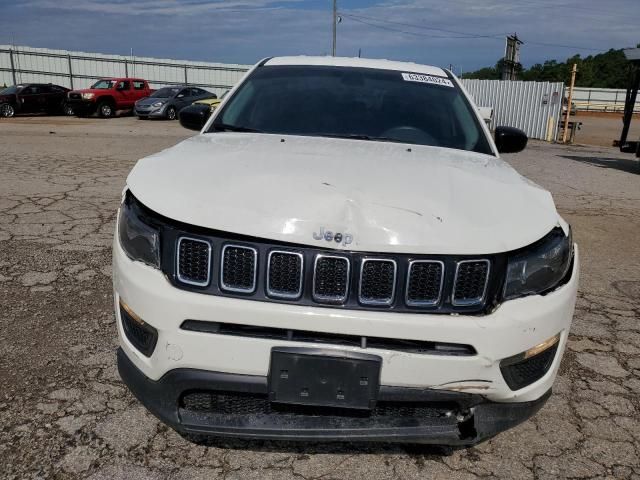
463 48 635 88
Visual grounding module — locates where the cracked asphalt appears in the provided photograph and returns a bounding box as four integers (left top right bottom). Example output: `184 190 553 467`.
1 116 639 479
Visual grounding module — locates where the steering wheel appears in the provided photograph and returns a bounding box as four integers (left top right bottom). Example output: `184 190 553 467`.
380 126 439 146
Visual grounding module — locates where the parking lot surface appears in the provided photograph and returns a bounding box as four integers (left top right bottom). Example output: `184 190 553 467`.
1 116 639 479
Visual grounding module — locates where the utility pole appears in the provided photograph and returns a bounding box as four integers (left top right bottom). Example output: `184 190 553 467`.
332 0 337 57
562 63 578 143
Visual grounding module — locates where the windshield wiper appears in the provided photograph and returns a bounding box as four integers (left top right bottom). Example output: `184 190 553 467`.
212 123 262 133
313 133 407 144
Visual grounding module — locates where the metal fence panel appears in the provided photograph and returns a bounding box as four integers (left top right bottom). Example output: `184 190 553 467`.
571 87 639 113
461 79 565 140
0 45 250 96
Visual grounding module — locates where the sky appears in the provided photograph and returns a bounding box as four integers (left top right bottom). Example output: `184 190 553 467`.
0 0 638 73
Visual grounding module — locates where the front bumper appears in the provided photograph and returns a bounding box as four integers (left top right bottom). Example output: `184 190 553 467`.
113 234 578 442
135 105 166 118
117 347 551 445
66 98 97 114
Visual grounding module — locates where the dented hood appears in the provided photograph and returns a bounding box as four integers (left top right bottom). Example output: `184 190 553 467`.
127 133 559 255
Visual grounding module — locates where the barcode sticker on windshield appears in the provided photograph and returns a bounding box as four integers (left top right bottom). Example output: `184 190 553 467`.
401 73 454 88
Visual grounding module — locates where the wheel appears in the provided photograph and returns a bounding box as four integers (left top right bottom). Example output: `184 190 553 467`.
0 103 15 118
62 102 74 116
166 106 177 120
97 101 115 118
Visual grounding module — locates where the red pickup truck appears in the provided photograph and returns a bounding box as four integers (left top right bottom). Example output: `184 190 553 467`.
67 78 153 118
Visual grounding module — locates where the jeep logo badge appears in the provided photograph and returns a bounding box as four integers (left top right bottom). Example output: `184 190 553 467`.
313 227 353 247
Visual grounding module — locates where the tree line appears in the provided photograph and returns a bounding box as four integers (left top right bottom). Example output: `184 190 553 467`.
462 47 638 88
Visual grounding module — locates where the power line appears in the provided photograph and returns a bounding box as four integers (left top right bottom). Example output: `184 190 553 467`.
340 12 505 39
341 11 604 52
341 13 503 40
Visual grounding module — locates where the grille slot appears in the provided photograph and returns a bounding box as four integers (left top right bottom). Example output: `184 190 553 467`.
181 390 457 419
181 320 476 356
267 251 303 299
177 237 211 286
221 245 258 293
406 260 444 306
313 255 350 303
452 260 490 306
359 259 396 306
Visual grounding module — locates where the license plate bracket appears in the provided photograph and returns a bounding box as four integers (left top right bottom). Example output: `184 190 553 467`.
268 347 381 410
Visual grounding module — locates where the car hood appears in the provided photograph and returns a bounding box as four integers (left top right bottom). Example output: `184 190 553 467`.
127 133 560 255
137 97 168 106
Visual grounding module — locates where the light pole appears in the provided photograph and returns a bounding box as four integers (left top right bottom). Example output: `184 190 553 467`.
332 0 337 56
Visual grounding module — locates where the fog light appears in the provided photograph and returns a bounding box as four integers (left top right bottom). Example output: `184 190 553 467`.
119 300 158 357
500 333 560 391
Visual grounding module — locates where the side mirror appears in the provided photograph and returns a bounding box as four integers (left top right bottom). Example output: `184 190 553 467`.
179 104 210 131
495 126 528 153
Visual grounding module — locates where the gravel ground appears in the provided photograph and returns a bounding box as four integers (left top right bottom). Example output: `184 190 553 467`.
1 116 639 479
573 112 640 148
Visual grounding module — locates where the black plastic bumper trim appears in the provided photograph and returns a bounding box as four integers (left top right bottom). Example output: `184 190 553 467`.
117 348 551 445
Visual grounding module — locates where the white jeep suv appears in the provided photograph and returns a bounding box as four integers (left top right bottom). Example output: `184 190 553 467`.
113 56 578 446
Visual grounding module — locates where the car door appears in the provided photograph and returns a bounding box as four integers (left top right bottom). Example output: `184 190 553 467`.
174 88 191 111
48 85 68 112
18 85 45 113
115 80 133 108
39 85 59 113
132 80 148 102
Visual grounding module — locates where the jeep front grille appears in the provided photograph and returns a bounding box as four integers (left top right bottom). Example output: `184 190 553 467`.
359 259 396 305
267 250 303 299
406 260 444 306
177 237 211 286
154 199 500 314
313 255 350 303
452 260 490 306
221 245 257 293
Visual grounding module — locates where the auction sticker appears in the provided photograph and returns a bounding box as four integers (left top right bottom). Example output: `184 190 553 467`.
401 72 454 88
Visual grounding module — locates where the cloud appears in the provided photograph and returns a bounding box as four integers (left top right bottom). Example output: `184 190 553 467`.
3 0 639 71
21 0 303 16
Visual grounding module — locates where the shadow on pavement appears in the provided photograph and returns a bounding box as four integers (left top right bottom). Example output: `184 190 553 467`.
560 155 640 174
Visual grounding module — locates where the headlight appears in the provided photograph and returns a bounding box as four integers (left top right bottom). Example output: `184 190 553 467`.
81 93 94 100
503 227 573 300
152 101 165 108
118 196 160 268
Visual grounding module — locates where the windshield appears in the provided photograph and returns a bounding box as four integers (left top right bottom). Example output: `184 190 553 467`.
211 65 492 154
151 87 180 98
90 80 116 89
0 85 21 95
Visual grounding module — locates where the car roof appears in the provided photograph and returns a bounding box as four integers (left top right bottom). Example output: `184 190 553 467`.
263 56 448 77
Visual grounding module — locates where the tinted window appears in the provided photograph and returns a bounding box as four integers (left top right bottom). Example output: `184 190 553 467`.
91 80 116 89
117 81 130 90
133 81 145 90
177 88 190 97
22 86 40 94
151 87 180 98
0 85 21 95
213 65 492 154
50 85 66 93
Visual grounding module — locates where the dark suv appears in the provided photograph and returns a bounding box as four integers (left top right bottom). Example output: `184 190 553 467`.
0 83 73 118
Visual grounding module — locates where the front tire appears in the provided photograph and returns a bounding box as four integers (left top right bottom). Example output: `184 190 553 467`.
0 103 15 118
97 101 115 118
62 102 74 116
166 106 177 120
